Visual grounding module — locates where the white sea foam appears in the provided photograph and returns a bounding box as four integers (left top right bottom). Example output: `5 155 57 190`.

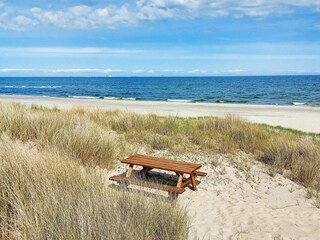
122 97 136 101
103 97 121 100
68 96 100 99
68 96 137 100
167 99 194 103
1 85 62 89
292 102 306 106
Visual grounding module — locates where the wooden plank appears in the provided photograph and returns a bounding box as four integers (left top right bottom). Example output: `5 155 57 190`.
126 155 201 169
126 164 133 177
194 171 207 177
123 159 195 171
128 154 200 168
109 175 185 194
121 154 201 174
180 177 192 188
125 157 199 170
122 161 194 173
137 180 185 194
191 173 197 191
123 161 194 173
177 173 184 188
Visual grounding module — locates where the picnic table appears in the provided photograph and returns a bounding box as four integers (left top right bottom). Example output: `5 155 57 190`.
110 154 207 199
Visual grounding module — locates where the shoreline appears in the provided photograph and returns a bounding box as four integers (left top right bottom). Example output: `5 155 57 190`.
1 94 320 133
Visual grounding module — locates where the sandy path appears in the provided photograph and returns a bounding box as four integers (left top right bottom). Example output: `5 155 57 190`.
1 95 320 133
180 155 320 239
105 152 320 240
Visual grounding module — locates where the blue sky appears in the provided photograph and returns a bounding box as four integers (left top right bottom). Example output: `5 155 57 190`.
0 0 320 76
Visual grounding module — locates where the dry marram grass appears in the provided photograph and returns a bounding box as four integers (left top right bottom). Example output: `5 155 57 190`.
0 134 188 239
83 108 320 189
0 103 120 168
2 102 320 189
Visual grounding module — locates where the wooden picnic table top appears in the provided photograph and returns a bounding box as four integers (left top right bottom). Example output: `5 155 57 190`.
121 154 202 174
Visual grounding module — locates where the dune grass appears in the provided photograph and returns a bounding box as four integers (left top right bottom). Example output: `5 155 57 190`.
0 134 188 239
82 108 320 189
0 102 189 239
0 103 122 168
2 102 320 189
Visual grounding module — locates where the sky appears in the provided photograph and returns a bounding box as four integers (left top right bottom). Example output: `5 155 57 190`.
0 0 320 76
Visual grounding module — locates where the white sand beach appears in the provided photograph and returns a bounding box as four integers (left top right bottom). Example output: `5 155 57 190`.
0 95 320 133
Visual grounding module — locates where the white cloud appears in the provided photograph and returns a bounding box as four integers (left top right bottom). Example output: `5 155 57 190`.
0 68 130 75
187 69 207 74
136 0 178 20
0 68 130 76
0 68 34 72
0 0 37 31
176 53 320 60
0 68 158 75
50 68 123 73
2 67 319 76
225 69 246 73
1 0 320 30
14 16 36 26
1 46 320 61
50 68 100 73
31 4 136 29
100 68 123 73
0 47 142 55
0 13 37 30
162 69 183 73
136 0 304 20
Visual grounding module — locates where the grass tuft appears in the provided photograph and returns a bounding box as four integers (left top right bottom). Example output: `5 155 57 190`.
0 134 189 239
0 102 121 168
260 138 320 187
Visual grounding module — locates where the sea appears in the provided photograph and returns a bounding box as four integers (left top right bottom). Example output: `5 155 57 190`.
0 75 320 106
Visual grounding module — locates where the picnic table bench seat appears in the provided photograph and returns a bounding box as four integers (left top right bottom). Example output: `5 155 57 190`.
194 171 207 177
109 175 185 195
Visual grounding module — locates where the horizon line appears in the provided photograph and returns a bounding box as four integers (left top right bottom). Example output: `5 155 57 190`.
1 74 320 78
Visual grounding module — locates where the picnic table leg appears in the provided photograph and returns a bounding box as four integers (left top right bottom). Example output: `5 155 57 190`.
190 173 197 191
176 173 184 188
126 164 134 177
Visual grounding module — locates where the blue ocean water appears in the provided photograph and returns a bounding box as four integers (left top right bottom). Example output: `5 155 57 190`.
0 76 319 106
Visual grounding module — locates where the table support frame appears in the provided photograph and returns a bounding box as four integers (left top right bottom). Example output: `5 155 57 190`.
124 164 198 191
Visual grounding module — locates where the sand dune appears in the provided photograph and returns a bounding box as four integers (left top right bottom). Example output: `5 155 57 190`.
106 152 320 239
1 95 320 133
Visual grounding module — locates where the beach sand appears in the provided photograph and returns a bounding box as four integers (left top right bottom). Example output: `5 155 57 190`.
0 94 320 133
106 152 320 240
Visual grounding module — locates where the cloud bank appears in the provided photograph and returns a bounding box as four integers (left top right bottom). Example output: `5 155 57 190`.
0 67 246 76
0 0 320 30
